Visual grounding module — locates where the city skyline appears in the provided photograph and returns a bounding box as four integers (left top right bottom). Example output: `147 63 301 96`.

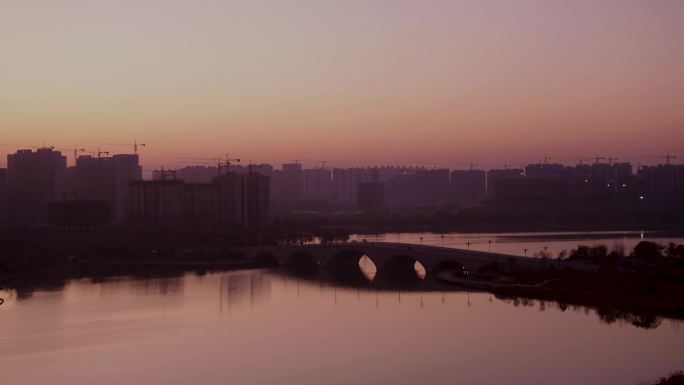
2 0 683 168
0 143 681 172
2 3 684 384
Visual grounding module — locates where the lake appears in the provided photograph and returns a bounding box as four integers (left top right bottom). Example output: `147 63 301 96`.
1 266 683 385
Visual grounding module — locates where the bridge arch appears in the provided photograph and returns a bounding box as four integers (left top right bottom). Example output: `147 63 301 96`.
253 251 279 267
283 251 319 266
380 255 423 272
323 249 377 269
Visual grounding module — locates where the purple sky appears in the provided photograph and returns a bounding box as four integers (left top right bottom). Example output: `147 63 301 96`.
1 0 683 169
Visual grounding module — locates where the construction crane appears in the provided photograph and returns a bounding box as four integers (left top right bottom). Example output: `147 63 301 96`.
101 140 146 154
591 156 606 165
524 155 552 165
177 156 222 174
96 147 109 158
176 160 213 167
223 154 240 170
71 147 85 164
158 166 177 180
607 156 618 165
639 154 680 165
177 154 239 175
317 160 328 169
658 154 678 165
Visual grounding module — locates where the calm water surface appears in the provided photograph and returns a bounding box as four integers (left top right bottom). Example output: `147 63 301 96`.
1 268 683 385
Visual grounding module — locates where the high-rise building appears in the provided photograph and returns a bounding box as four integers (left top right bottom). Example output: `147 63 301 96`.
130 171 270 227
332 168 352 206
0 168 7 224
214 171 270 227
385 167 449 207
418 169 450 204
450 169 486 206
7 148 68 225
154 166 219 183
129 180 185 225
525 163 571 179
244 171 270 228
303 168 332 202
73 154 142 223
357 182 385 212
215 172 247 226
182 183 219 224
272 162 304 208
112 155 143 222
487 168 524 196
638 164 684 210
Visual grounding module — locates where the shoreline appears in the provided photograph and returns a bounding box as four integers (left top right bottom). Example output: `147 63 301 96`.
3 258 684 326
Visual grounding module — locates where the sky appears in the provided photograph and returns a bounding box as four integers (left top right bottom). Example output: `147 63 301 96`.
1 0 683 170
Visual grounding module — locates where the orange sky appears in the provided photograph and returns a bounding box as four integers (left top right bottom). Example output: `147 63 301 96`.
1 0 683 169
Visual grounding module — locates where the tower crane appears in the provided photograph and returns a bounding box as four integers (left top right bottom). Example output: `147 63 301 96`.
177 154 240 175
159 166 177 180
639 154 680 165
101 140 146 154
658 154 678 165
591 156 606 165
177 156 222 174
72 147 85 164
223 154 240 170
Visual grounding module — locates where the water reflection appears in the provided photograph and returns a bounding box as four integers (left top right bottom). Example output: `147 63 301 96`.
218 272 272 315
1 268 683 385
358 255 377 281
1 266 680 333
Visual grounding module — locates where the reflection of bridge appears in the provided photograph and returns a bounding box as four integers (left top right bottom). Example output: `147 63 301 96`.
235 242 556 273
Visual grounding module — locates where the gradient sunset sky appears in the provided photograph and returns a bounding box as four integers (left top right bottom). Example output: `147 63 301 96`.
1 0 683 169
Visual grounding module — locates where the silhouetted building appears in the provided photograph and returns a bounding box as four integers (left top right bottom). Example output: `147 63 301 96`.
47 200 111 228
7 148 68 225
638 164 684 210
419 169 451 204
129 180 184 225
0 168 7 224
73 154 142 223
451 169 486 206
244 171 270 228
215 172 247 226
155 165 219 183
494 177 568 204
487 168 524 196
357 182 385 212
386 168 449 208
525 163 572 179
182 183 219 224
272 162 305 209
332 168 353 206
304 168 332 203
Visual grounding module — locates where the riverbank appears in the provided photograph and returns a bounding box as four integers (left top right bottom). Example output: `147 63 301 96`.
437 261 684 325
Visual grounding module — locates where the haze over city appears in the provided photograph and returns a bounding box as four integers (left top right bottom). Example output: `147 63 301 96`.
2 2 684 385
2 0 683 168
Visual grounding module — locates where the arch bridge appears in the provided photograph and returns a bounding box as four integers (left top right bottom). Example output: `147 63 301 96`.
235 242 556 274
